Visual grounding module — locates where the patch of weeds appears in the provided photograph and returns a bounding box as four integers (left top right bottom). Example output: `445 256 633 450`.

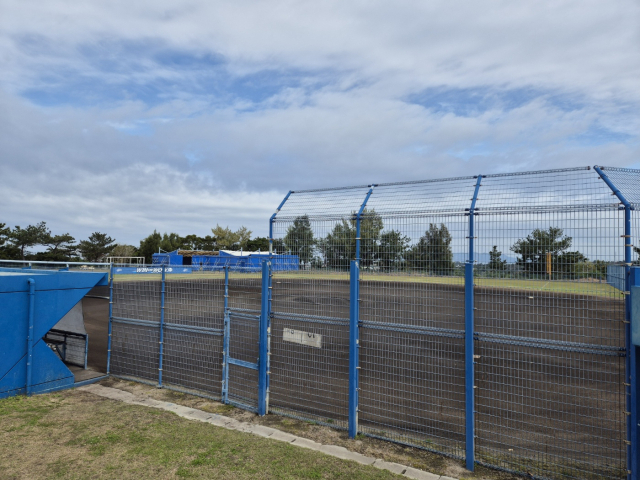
49 458 74 478
355 433 366 440
213 403 235 414
176 467 194 477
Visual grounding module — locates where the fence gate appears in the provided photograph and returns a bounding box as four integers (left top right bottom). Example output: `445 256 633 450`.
222 267 264 411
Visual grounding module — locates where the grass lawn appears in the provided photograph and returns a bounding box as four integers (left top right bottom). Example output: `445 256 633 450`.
0 389 405 480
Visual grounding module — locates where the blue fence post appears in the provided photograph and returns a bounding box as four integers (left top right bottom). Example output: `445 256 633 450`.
349 260 360 438
158 264 166 387
26 278 35 396
258 259 271 415
465 175 482 471
594 166 636 480
107 264 113 375
222 266 230 403
348 185 375 439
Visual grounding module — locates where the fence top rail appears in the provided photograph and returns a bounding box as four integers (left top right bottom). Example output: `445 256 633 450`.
273 165 640 221
0 259 111 267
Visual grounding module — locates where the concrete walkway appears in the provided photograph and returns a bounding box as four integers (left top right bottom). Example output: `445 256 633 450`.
79 384 457 480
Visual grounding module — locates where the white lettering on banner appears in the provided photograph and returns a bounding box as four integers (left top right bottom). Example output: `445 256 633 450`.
135 267 174 273
283 328 322 348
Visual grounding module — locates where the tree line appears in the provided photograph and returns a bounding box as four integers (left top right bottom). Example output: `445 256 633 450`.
0 222 269 264
277 211 636 278
3 217 638 274
0 222 115 262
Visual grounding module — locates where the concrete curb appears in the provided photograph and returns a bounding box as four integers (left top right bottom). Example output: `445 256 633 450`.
78 384 457 480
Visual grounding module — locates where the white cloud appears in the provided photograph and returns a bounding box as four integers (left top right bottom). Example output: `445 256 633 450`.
0 0 638 244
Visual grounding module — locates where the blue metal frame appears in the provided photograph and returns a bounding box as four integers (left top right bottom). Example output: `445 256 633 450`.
269 190 293 255
594 165 636 480
349 260 360 438
107 265 113 375
464 174 482 470
222 266 230 403
26 278 35 396
348 185 375 439
258 259 271 415
158 265 166 387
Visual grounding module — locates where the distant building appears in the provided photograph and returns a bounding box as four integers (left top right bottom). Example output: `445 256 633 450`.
152 249 299 271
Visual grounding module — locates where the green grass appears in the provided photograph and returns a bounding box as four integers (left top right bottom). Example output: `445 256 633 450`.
0 390 402 480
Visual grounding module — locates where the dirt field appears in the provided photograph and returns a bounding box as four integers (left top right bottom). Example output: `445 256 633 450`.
99 276 627 480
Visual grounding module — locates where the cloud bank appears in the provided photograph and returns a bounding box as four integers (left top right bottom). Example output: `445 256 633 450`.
1 0 638 244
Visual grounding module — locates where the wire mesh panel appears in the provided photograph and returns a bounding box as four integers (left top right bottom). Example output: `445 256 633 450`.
226 271 262 410
110 275 161 382
270 210 355 426
358 219 468 457
353 178 477 457
473 169 627 479
162 272 225 397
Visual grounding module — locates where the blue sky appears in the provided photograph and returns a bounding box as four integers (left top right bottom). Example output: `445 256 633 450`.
0 1 639 245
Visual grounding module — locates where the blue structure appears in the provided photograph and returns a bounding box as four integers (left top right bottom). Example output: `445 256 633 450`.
152 250 299 272
0 267 108 399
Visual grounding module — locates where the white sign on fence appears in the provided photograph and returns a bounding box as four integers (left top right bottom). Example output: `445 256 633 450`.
283 328 322 348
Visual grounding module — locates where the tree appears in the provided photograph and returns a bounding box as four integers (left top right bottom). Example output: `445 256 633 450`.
160 233 184 253
358 210 384 268
0 223 19 260
40 233 77 261
283 215 314 264
181 234 217 251
407 224 454 274
245 237 270 252
378 230 410 270
78 232 115 262
488 246 507 271
318 209 384 270
138 231 162 264
510 227 582 276
10 222 50 259
211 225 251 250
109 244 138 258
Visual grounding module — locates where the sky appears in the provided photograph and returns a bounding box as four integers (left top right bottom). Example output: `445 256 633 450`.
1 1 639 246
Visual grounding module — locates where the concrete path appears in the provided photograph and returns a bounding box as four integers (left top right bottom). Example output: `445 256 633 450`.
79 384 457 480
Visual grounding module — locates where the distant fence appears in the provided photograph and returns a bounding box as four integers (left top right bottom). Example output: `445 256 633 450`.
109 165 640 480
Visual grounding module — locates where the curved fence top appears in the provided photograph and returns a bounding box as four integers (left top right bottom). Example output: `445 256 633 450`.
273 165 639 222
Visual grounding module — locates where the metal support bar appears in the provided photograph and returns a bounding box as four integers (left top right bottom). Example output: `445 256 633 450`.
465 174 482 471
26 278 35 396
595 166 636 480
258 260 270 415
355 186 375 261
222 267 230 404
228 358 259 371
269 190 293 255
349 260 360 438
158 265 166 387
107 265 113 375
84 333 89 369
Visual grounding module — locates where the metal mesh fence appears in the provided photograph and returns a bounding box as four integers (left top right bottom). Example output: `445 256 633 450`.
226 272 262 410
110 277 161 382
108 165 639 480
162 273 225 396
270 214 352 427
